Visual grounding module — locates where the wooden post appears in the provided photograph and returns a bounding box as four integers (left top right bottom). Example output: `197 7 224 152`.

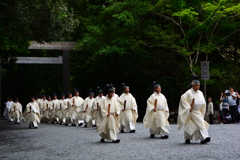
0 61 2 119
154 99 157 110
62 50 70 94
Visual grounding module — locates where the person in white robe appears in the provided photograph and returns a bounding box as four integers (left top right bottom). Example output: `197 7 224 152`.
119 86 138 133
39 95 47 122
11 97 22 124
65 93 73 126
177 80 211 144
6 98 14 122
47 95 56 124
52 94 59 124
92 90 106 127
143 84 170 139
80 92 94 127
97 89 120 143
44 96 53 123
35 95 42 121
58 94 68 125
69 90 84 126
23 96 40 128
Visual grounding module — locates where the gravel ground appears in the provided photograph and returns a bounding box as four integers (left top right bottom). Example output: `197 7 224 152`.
0 120 239 160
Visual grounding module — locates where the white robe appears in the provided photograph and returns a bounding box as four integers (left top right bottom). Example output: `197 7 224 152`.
69 96 84 124
143 92 170 135
11 102 22 123
47 101 55 121
39 99 47 118
58 99 68 122
92 96 106 121
52 99 60 121
119 93 138 131
6 101 14 121
97 97 120 140
79 97 94 125
41 99 52 120
23 102 40 126
177 88 209 141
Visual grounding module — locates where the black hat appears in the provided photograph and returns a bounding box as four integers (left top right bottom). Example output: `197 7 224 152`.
120 83 129 94
95 86 101 95
68 92 72 95
98 90 103 94
47 95 51 98
61 94 65 97
42 95 46 97
154 84 161 88
74 89 79 93
108 89 114 93
14 97 19 100
53 94 57 97
103 84 110 95
87 89 94 97
30 96 35 99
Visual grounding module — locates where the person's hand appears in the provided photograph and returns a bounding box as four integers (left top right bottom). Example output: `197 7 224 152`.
153 108 156 112
221 92 223 96
84 111 86 113
115 114 118 116
122 109 125 111
107 114 110 117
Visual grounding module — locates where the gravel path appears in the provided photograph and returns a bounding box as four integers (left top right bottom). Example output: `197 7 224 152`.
0 120 239 160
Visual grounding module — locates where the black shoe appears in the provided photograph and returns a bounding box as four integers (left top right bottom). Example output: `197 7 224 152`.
71 124 76 126
201 140 206 144
84 124 87 128
120 129 124 133
130 130 135 133
79 123 83 126
185 139 190 144
150 134 155 138
51 122 54 124
161 135 169 139
205 137 211 143
56 122 59 124
17 123 20 124
34 127 38 129
112 139 120 143
100 139 105 142
29 126 31 129
92 125 96 127
59 123 62 125
65 124 68 126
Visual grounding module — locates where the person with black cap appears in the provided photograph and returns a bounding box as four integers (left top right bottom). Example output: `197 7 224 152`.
47 96 55 124
80 91 95 127
5 97 14 122
65 92 73 126
11 97 22 124
35 95 43 122
177 80 211 144
43 96 52 123
52 94 59 124
40 95 48 123
69 90 84 126
58 94 68 125
119 85 138 133
22 96 40 129
97 89 120 143
92 89 106 127
143 84 170 139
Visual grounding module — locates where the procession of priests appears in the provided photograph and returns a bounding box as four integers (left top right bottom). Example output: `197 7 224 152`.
5 81 211 144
